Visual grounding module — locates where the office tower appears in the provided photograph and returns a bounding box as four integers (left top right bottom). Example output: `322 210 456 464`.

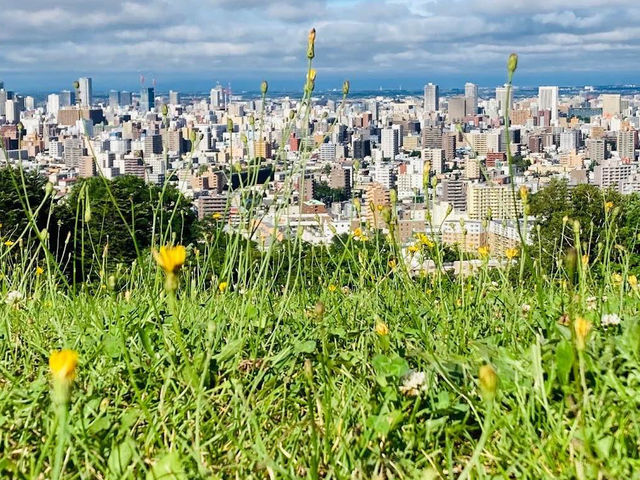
140 87 155 113
559 130 580 153
366 99 379 122
109 90 120 108
464 82 478 115
381 126 400 159
60 90 75 107
495 84 513 116
143 133 163 155
24 96 35 111
320 142 336 162
210 85 225 109
422 126 442 149
78 77 93 106
169 90 180 105
538 86 558 126
602 94 622 117
423 148 445 174
352 137 371 159
423 83 439 112
120 91 132 106
47 94 60 118
63 138 84 168
617 130 637 161
0 89 7 116
442 132 457 160
5 99 20 123
448 96 466 122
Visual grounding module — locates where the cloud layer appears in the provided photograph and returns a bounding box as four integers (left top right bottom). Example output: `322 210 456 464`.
1 0 639 89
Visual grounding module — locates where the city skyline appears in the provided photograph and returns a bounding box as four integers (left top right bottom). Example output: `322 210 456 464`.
2 0 640 91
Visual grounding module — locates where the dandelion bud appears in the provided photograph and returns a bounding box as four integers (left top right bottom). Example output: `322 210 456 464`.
446 204 453 216
161 104 168 117
249 115 255 127
573 220 580 235
39 228 48 242
227 118 234 133
390 189 397 206
304 358 313 381
374 322 389 336
190 130 197 143
342 80 350 96
519 185 529 202
562 215 569 226
241 133 247 145
431 176 438 189
565 247 577 283
381 206 392 224
84 201 91 223
17 122 24 133
260 80 268 95
72 80 80 90
479 364 498 401
353 198 361 214
573 316 591 351
507 53 518 77
289 110 296 120
45 182 54 197
107 275 116 291
307 28 316 60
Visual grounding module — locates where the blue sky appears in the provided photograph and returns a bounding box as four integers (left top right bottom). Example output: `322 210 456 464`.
1 0 639 93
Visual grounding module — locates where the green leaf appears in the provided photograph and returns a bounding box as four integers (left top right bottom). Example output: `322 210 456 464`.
372 354 409 378
555 340 574 386
108 437 136 476
366 410 403 437
146 451 186 480
294 340 316 354
595 435 614 459
214 338 244 362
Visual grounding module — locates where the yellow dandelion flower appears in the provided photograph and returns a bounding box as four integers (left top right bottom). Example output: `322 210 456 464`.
388 259 397 269
611 273 623 285
573 316 592 351
212 212 222 220
36 266 44 275
49 349 79 384
605 201 614 212
505 247 518 260
218 281 228 293
4 240 14 247
374 322 389 336
478 364 498 401
478 245 490 258
328 284 337 292
152 245 186 275
408 244 420 254
628 275 638 290
581 254 589 266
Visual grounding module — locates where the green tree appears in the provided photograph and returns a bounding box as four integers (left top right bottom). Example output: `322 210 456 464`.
0 167 49 239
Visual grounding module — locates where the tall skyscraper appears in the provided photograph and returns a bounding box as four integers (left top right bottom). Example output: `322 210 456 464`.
423 83 439 112
169 90 180 105
602 94 622 117
448 96 466 122
210 85 225 109
78 77 93 106
109 90 120 108
538 86 559 126
381 126 400 159
464 82 478 115
47 93 61 118
140 87 155 113
495 84 513 117
120 91 132 106
60 90 75 107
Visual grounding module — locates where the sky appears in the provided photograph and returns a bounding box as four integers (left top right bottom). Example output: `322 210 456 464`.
1 0 640 94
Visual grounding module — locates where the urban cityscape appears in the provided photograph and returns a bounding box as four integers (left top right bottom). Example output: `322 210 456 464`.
1 76 638 261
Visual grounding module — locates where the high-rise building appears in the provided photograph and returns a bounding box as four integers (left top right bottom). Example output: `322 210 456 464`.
448 96 466 122
538 86 559 126
602 94 622 117
47 94 61 118
78 77 93 106
60 90 75 107
120 91 132 106
586 138 606 163
381 126 400 159
5 99 20 123
210 85 225 109
467 184 523 220
441 179 467 211
140 87 155 113
109 90 120 108
464 82 478 115
617 130 637 161
169 90 180 106
594 159 634 190
423 83 439 112
495 84 513 117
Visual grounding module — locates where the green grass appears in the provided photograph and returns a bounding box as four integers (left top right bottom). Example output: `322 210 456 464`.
2 257 640 479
